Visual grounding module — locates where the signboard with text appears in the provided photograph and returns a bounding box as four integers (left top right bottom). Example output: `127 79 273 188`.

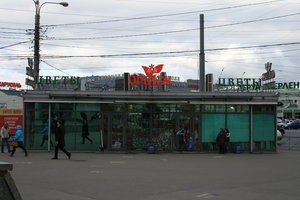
129 64 172 86
0 82 21 88
218 78 300 90
0 109 23 135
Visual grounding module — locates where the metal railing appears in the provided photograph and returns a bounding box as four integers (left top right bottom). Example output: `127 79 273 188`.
277 129 300 151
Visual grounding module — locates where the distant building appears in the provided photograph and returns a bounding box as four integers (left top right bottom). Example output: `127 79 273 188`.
278 90 300 119
0 90 23 109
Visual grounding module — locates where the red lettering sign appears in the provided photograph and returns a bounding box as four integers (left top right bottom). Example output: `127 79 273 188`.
129 64 172 86
0 82 21 88
0 115 23 135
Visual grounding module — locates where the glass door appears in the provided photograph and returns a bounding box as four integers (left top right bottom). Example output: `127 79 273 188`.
175 114 199 151
102 113 125 151
151 113 176 151
111 114 125 150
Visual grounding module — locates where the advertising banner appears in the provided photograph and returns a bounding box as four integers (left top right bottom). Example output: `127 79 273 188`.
0 109 23 135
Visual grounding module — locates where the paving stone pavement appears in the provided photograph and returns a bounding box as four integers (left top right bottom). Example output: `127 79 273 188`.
1 150 300 200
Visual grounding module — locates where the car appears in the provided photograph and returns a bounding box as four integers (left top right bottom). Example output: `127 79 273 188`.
284 121 300 129
277 121 286 128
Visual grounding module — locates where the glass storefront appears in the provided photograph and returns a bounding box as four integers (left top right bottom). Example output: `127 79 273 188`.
252 105 276 152
24 102 277 152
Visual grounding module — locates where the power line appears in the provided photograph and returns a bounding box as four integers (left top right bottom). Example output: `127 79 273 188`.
41 60 72 76
43 0 287 27
0 36 31 39
0 27 27 31
206 12 300 29
39 42 300 59
49 12 300 41
0 31 26 35
0 41 30 49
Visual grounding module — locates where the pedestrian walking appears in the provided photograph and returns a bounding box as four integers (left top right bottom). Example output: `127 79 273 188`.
1 122 11 153
81 119 93 144
216 128 227 154
40 121 53 147
52 120 71 160
10 125 28 157
80 112 93 144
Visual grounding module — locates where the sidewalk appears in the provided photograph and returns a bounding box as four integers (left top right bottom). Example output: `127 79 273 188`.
1 150 300 200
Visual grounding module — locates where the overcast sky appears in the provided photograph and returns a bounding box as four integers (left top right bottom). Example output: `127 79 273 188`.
1 0 300 89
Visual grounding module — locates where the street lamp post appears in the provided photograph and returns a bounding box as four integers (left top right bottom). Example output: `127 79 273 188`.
241 72 246 91
33 0 68 89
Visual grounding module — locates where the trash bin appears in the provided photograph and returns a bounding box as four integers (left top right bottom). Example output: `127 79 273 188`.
147 144 157 154
234 144 243 153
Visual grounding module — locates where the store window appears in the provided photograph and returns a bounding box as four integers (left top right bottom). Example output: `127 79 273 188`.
253 105 275 113
102 104 125 112
253 114 276 151
227 105 249 113
152 113 176 150
25 102 48 110
216 105 225 112
203 105 215 112
127 112 150 150
24 110 49 149
51 103 75 111
201 113 225 152
72 111 101 151
76 103 101 112
128 104 149 112
153 104 177 112
177 104 194 112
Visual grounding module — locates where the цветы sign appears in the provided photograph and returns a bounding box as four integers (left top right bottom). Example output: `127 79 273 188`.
218 78 300 90
34 76 80 85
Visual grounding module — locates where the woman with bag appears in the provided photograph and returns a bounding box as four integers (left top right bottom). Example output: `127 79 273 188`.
10 125 28 157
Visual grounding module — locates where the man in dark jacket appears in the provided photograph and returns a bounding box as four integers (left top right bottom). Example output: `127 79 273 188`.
216 128 227 154
52 121 71 160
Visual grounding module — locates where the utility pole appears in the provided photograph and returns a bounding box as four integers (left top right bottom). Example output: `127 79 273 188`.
34 0 41 89
199 14 205 92
32 0 68 89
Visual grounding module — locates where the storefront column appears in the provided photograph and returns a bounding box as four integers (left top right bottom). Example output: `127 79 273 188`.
47 103 51 152
250 105 253 153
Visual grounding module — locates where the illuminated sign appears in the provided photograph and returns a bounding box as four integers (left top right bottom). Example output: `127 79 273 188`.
34 76 80 85
0 82 21 88
129 64 172 86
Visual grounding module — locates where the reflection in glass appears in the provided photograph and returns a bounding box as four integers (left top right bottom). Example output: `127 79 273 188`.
152 113 175 150
127 113 150 150
111 114 124 150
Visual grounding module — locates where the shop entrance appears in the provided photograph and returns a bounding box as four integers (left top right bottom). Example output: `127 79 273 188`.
102 113 126 151
175 114 200 151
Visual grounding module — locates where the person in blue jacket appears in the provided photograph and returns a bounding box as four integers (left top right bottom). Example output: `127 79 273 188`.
10 125 28 157
40 122 53 147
